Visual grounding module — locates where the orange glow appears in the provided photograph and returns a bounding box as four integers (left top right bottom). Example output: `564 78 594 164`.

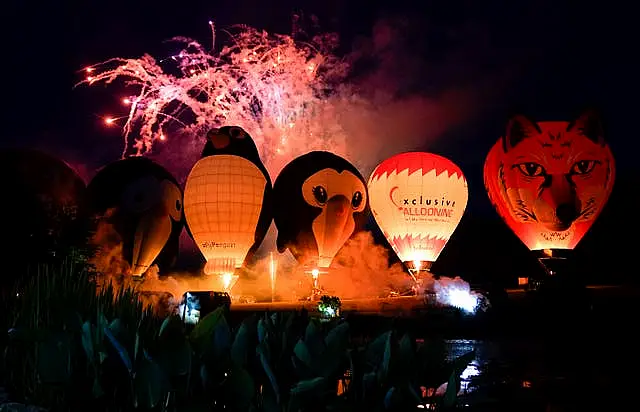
159 134 166 141
183 155 267 276
104 117 115 125
122 98 131 105
517 277 528 286
484 111 615 251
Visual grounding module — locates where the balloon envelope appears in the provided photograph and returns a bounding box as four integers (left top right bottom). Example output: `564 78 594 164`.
183 155 269 275
87 157 184 276
0 148 88 283
273 151 369 269
483 110 615 251
368 152 468 268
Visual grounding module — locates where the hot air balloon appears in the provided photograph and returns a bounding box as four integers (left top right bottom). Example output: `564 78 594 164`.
86 157 184 278
273 151 369 295
484 110 615 278
183 126 272 292
368 152 468 279
0 148 89 292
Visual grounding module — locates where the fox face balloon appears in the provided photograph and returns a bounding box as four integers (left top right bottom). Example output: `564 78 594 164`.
183 126 273 276
87 157 184 277
273 151 369 269
484 110 615 251
368 152 468 272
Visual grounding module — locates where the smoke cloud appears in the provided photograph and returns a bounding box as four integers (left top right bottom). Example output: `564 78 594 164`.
73 14 512 311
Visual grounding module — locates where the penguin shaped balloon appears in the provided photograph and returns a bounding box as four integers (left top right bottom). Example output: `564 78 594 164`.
86 157 184 277
183 126 273 280
273 151 369 270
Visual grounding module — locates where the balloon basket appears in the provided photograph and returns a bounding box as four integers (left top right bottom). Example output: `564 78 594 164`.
404 261 435 296
529 249 582 292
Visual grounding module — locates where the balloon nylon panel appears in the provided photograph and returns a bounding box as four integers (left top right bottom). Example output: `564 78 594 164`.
184 155 266 274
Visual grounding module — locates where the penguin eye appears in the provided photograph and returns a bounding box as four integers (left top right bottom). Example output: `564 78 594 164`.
351 191 363 209
312 186 328 205
229 127 245 139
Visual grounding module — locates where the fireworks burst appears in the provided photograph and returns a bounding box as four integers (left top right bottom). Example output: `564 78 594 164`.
78 20 362 177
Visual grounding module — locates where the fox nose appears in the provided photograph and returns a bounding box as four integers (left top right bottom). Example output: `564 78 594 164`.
556 203 579 226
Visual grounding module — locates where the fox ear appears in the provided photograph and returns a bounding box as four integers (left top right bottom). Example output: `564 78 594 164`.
567 109 605 146
503 114 541 152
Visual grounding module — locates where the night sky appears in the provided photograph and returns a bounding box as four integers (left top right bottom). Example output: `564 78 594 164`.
5 0 639 287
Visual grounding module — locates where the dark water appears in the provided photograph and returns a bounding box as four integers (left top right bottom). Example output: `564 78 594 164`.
437 287 637 410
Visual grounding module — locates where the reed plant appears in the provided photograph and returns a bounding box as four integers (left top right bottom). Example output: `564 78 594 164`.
2 252 476 411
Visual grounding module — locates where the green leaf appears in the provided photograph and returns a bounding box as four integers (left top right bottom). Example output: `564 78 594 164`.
158 314 184 341
293 339 313 368
213 314 231 360
443 370 458 407
134 358 166 409
366 330 390 367
443 351 476 408
37 332 72 383
159 340 192 377
231 320 252 367
227 365 255 410
305 319 325 358
108 318 124 338
81 321 95 362
384 386 396 409
325 322 349 352
257 341 280 404
103 325 132 374
290 376 326 395
380 330 393 381
257 318 267 343
288 377 327 412
134 332 141 363
319 322 350 378
92 377 104 398
190 307 225 353
397 333 416 374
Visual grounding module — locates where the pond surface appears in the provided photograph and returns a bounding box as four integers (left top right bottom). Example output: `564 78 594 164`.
438 287 636 411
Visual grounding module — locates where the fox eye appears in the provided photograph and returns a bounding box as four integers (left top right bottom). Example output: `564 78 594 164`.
515 162 545 177
571 160 598 175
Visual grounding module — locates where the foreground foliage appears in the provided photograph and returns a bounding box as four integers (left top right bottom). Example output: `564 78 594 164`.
2 260 476 411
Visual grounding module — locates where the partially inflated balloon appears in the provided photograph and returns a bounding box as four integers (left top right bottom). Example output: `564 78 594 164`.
0 148 88 288
183 126 272 277
87 157 184 277
368 152 468 272
484 110 615 253
273 151 369 269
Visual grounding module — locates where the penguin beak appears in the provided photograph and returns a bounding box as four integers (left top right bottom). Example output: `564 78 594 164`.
131 205 173 277
313 194 354 267
208 131 230 149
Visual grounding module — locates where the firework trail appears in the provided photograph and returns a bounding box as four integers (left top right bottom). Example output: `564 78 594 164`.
78 20 366 178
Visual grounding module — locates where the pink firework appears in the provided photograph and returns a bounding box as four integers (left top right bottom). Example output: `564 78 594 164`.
78 21 358 177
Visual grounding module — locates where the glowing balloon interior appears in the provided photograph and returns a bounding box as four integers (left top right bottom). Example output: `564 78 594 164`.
184 155 268 276
368 152 468 269
484 110 615 251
